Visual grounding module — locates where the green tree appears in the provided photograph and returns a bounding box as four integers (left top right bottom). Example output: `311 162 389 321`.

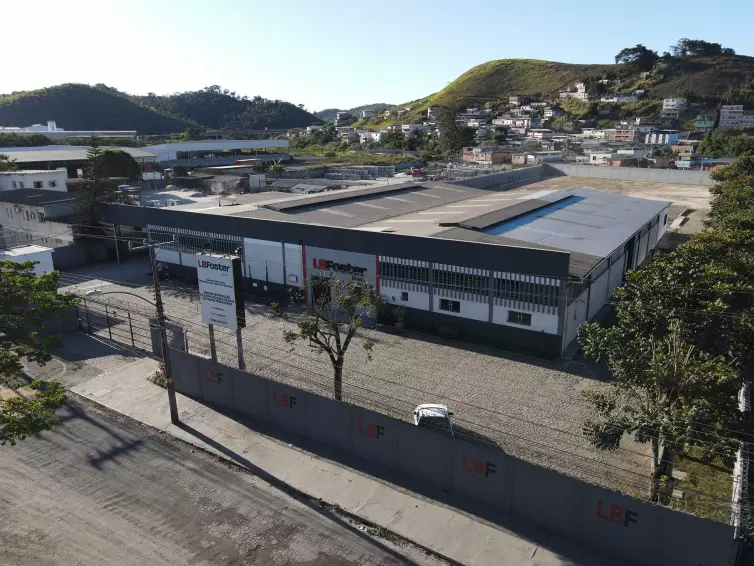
379 130 406 150
310 125 336 145
0 261 77 445
583 77 607 99
171 164 188 178
0 153 18 172
269 158 286 181
614 44 659 71
284 275 383 401
580 321 739 502
697 131 754 158
182 128 200 141
74 140 114 237
100 149 142 180
0 133 53 147
670 38 729 58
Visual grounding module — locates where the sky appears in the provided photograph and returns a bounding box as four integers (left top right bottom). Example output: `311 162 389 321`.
4 0 754 112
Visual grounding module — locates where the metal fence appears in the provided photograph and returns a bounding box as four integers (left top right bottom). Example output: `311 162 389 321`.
75 297 155 352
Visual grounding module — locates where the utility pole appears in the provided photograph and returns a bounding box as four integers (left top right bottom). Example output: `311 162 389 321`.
129 236 179 425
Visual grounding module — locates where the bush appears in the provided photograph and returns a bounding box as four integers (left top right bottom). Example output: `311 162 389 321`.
147 364 167 388
324 151 336 157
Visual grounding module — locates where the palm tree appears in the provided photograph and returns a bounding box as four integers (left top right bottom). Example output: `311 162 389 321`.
269 159 286 181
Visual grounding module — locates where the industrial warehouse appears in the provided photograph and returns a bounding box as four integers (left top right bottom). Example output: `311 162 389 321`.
106 172 670 357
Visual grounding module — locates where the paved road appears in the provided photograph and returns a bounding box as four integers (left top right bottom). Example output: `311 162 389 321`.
0 397 441 566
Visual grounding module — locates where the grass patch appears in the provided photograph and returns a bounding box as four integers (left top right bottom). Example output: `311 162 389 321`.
669 447 733 523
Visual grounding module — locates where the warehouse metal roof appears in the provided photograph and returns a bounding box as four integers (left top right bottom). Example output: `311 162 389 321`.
0 189 77 206
158 181 670 277
0 146 157 163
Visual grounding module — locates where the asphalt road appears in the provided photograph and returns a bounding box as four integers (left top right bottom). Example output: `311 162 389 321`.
0 397 441 566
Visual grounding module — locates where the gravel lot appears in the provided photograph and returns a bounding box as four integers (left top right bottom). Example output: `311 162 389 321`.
60 260 651 497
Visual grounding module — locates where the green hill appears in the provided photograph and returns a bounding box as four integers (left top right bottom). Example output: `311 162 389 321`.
132 86 323 131
359 55 754 128
0 84 323 135
0 84 192 135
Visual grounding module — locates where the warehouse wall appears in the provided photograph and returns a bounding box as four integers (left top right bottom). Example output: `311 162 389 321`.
170 349 737 566
448 164 545 189
544 163 714 186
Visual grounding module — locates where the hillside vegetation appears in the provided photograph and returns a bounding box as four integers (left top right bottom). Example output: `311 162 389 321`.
0 84 323 135
360 54 754 128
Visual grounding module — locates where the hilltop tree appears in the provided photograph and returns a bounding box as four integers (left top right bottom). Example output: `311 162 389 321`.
0 153 18 172
614 44 659 71
284 275 383 401
670 38 733 58
0 261 77 445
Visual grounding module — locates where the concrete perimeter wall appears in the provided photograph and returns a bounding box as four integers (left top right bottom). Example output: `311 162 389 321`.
447 165 545 189
545 163 714 186
170 349 736 566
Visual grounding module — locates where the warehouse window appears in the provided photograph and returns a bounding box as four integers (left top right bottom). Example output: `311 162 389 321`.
11 181 17 189
33 181 43 189
439 299 460 313
38 212 45 223
49 180 58 188
401 291 409 301
507 310 532 326
663 213 668 226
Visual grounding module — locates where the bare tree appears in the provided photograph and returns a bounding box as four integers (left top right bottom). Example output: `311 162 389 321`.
284 274 383 400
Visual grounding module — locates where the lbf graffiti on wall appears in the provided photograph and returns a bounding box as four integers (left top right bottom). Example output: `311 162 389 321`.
358 419 384 439
203 369 223 384
596 500 639 527
273 392 297 408
461 454 497 477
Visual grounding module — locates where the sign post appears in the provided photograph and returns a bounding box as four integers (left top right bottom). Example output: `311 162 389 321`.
196 254 246 330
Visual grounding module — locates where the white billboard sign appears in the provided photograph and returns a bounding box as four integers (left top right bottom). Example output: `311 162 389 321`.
196 254 245 330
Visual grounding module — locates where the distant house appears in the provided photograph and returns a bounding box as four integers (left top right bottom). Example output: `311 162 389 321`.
559 82 588 101
645 131 680 146
462 146 514 165
544 107 564 118
662 98 688 117
605 127 641 143
600 93 640 104
509 95 526 107
695 113 717 131
719 105 754 128
527 128 553 140
361 110 375 118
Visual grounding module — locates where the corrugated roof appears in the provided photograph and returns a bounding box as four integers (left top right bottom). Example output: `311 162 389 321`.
0 189 77 206
0 146 157 162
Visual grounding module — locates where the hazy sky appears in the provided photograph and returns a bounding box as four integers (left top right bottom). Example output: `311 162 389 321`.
4 0 753 111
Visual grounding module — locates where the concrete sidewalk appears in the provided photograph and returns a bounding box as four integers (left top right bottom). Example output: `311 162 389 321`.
72 358 627 566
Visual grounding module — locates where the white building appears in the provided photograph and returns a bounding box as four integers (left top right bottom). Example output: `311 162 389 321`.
143 140 289 164
361 110 375 119
544 107 564 118
401 124 430 134
719 105 754 128
528 129 553 140
662 98 688 116
0 245 54 276
559 82 588 101
0 189 76 249
0 120 136 140
0 169 68 192
600 93 640 104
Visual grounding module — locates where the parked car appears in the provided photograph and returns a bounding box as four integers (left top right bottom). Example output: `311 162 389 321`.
413 404 454 437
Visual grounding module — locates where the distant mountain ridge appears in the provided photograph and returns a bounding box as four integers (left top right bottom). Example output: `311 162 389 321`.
0 84 323 135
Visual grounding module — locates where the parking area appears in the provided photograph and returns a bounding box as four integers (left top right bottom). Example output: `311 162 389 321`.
59 259 651 497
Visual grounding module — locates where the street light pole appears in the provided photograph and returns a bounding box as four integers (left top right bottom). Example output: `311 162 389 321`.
148 244 179 425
